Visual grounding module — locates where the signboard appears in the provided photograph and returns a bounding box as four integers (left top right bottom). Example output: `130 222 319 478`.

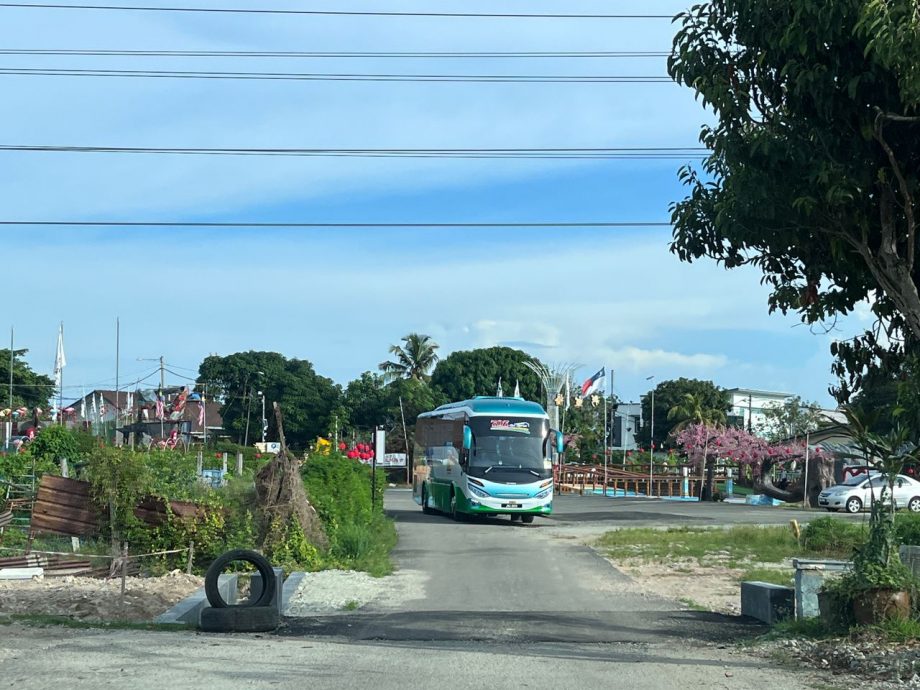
358 452 407 467
255 442 281 454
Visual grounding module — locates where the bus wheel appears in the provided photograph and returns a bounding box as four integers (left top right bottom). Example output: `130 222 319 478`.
421 486 434 515
450 493 462 521
521 515 535 524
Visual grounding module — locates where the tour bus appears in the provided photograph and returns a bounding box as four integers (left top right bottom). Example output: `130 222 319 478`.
413 396 564 523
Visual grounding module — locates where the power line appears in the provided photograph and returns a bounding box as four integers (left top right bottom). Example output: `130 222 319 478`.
0 67 672 83
0 221 672 228
0 49 671 59
0 3 674 19
0 144 706 160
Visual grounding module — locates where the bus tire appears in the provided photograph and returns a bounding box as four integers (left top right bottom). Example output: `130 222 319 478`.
521 515 535 524
450 493 464 522
421 485 435 514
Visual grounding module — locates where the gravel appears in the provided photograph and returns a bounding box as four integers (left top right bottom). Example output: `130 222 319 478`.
285 568 428 615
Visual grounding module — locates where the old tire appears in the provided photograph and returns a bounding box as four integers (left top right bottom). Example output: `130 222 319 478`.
845 496 863 514
205 549 276 609
199 605 279 633
908 497 920 513
521 515 535 524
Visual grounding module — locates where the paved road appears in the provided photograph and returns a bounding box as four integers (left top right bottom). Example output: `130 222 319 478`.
0 490 832 689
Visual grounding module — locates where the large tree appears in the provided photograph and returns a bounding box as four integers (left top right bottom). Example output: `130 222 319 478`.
669 0 920 401
756 395 828 442
639 378 730 448
198 351 340 450
430 346 542 403
0 348 55 410
379 333 440 382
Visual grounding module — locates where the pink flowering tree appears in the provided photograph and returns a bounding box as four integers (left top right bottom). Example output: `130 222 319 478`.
672 423 825 499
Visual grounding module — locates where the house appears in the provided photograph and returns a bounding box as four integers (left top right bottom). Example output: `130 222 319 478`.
66 388 223 444
611 402 643 450
725 388 795 433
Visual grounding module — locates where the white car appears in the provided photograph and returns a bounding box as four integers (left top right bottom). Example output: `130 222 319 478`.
818 474 920 514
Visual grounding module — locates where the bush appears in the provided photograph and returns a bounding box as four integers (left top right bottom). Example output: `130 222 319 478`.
895 512 920 547
802 517 867 555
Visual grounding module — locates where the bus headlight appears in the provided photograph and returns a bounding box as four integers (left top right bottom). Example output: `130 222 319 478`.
469 485 490 499
535 488 552 499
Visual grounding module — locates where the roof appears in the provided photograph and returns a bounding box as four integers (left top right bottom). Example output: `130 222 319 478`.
67 389 223 432
421 396 547 419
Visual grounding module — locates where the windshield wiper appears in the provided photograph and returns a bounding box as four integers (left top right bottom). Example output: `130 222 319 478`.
482 466 540 476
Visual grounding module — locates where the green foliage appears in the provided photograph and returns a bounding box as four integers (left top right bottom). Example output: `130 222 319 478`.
28 426 94 465
378 333 439 382
301 453 394 575
430 346 543 403
668 1 920 399
895 513 920 547
639 378 729 447
802 517 868 556
197 351 342 450
0 446 57 482
84 446 151 545
756 396 827 442
0 348 54 409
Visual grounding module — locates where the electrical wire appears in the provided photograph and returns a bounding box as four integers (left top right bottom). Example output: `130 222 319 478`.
0 220 672 228
0 49 672 59
0 67 672 83
0 144 706 160
0 3 675 19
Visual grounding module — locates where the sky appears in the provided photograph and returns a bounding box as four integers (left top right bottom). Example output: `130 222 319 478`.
0 0 871 409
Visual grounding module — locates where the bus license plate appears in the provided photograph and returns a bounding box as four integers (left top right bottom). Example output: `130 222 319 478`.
503 502 521 509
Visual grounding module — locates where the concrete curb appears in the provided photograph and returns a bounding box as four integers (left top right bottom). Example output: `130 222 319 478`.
155 573 239 625
281 571 306 615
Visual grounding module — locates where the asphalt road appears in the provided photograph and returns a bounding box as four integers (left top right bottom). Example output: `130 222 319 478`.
0 490 833 689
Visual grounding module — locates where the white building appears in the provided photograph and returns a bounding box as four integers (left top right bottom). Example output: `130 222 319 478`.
725 387 843 438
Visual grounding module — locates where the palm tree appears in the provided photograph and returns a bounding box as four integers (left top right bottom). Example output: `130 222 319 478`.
667 392 727 432
379 333 439 382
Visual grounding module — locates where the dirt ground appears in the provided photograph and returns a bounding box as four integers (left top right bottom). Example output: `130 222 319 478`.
0 570 202 622
609 557 749 614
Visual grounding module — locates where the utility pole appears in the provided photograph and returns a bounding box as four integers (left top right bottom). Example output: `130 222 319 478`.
260 391 267 444
5 327 12 450
646 375 656 498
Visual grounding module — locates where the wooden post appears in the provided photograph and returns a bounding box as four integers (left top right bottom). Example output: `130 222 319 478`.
196 450 203 476
236 452 244 476
120 541 128 597
186 541 195 575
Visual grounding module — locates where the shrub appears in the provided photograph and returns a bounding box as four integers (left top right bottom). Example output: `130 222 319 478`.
802 517 867 555
895 512 920 547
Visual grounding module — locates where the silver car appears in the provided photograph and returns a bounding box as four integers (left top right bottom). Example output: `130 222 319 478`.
819 473 920 514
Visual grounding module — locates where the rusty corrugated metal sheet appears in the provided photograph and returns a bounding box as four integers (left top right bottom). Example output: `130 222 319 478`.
0 553 94 576
0 509 11 529
31 475 101 536
134 496 209 526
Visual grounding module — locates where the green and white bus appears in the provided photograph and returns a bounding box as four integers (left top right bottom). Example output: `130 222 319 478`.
413 396 564 523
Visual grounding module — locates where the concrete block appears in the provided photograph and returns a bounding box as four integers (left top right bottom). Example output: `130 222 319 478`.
281 571 306 615
793 558 851 619
250 567 285 616
0 567 42 580
155 573 238 625
741 581 794 624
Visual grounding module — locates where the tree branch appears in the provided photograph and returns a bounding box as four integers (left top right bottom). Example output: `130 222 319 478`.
874 110 917 272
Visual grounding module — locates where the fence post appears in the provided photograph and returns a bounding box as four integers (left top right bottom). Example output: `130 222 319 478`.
120 541 129 598
186 541 195 575
236 452 244 476
196 451 203 476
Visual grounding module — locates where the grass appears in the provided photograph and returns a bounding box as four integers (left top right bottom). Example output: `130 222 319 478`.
342 600 361 611
678 597 709 612
737 567 794 586
596 522 856 566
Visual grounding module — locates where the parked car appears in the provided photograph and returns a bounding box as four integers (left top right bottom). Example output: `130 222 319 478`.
819 473 920 514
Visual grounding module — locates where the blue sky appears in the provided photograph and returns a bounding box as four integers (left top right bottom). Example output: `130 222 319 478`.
0 1 869 408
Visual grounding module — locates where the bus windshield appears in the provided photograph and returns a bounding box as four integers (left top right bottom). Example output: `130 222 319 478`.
467 416 551 481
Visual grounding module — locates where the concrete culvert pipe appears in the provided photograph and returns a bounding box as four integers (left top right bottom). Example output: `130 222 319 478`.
204 549 276 609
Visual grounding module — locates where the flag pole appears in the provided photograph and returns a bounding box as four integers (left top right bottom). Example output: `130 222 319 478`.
5 327 12 449
603 367 609 497
58 322 64 424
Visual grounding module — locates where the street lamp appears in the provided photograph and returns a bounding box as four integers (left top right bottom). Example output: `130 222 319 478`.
646 375 655 498
259 390 266 444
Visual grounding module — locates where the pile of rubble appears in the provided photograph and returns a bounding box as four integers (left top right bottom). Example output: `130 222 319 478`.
769 637 920 687
0 570 202 622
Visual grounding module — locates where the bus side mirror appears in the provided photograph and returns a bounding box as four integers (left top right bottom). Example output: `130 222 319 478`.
463 425 472 450
555 430 564 454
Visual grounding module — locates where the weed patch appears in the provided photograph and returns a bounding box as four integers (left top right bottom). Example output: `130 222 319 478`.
738 567 794 586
